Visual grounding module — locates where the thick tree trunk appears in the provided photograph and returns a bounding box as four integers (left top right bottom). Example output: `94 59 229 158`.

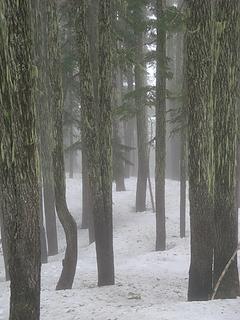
155 0 166 251
0 1 41 318
212 0 240 299
75 0 114 286
186 0 214 301
134 10 149 212
48 0 78 290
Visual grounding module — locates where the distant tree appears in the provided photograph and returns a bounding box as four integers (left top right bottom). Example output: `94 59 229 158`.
0 0 41 318
48 0 78 290
212 0 240 299
134 3 149 212
186 0 214 301
155 0 167 251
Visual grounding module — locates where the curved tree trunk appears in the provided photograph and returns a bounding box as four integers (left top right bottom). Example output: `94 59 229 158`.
48 0 78 290
0 1 41 318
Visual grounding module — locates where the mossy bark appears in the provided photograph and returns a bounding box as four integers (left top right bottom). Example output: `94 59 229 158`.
186 0 214 301
74 0 115 286
0 1 41 318
212 0 240 299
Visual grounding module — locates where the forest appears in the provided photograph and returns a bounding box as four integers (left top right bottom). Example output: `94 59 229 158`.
0 0 240 319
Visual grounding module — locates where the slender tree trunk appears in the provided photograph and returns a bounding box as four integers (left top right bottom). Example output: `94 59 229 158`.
33 0 49 264
113 69 126 192
48 0 78 290
186 0 214 301
135 8 149 212
125 69 136 178
180 126 187 238
39 186 48 264
180 31 187 239
212 0 240 299
37 0 58 257
0 214 9 281
155 0 166 251
69 94 74 179
79 0 99 240
0 1 41 318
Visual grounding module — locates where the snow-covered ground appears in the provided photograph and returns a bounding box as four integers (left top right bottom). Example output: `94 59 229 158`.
0 177 239 319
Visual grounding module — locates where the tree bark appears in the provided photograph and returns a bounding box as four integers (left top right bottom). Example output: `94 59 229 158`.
212 0 240 299
155 0 166 251
0 214 9 281
186 0 214 301
0 0 41 318
125 69 136 178
134 8 149 212
37 0 58 257
74 0 115 286
48 0 78 290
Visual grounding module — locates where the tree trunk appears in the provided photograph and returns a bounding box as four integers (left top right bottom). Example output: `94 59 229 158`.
113 68 126 192
0 214 9 281
32 0 49 264
134 8 149 212
36 0 58 257
39 186 48 264
79 0 99 240
125 68 136 178
74 0 115 286
180 126 187 238
96 0 115 286
212 0 240 299
69 94 74 179
0 0 41 318
186 0 214 301
180 31 187 239
48 0 78 290
155 0 166 251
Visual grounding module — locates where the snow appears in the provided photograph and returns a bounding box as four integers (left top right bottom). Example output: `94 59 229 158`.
0 177 240 320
